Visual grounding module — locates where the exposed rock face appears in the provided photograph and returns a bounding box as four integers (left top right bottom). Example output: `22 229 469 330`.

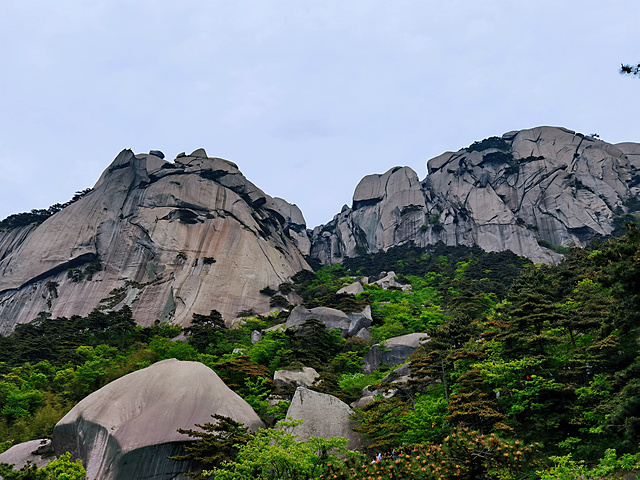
363 332 429 373
0 149 310 333
52 359 264 480
336 281 364 295
310 127 640 264
285 387 364 451
284 305 372 337
273 367 319 391
0 439 53 470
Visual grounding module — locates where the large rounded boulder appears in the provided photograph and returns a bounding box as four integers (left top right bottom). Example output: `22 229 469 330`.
284 387 364 451
53 358 264 480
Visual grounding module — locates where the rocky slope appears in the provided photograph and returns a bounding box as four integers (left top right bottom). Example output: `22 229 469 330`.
310 126 640 264
53 359 264 480
0 149 310 334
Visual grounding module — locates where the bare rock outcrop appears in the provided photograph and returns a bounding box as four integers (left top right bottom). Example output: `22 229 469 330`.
284 305 372 337
310 127 640 265
52 358 264 480
285 387 364 451
273 367 319 391
0 439 53 471
363 332 429 373
0 149 310 333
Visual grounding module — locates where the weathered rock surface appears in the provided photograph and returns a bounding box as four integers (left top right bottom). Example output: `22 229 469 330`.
0 439 53 471
0 149 310 333
52 358 264 480
310 127 640 265
273 367 319 391
284 305 372 337
363 332 429 373
371 271 409 291
285 387 364 451
337 281 364 295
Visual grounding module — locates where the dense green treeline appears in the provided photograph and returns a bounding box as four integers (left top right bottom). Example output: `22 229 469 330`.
1 229 639 478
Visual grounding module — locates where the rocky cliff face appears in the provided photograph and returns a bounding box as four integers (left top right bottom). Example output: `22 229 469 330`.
310 126 640 265
0 149 310 334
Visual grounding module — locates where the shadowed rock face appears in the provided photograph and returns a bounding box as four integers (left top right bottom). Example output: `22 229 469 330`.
0 149 310 334
310 126 640 265
52 359 264 480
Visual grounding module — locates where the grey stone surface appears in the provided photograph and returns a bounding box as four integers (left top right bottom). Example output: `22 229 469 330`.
337 281 364 295
363 333 429 373
285 387 364 451
284 305 372 338
372 271 408 291
355 327 372 341
310 126 640 265
0 439 53 471
0 149 310 334
273 367 319 390
251 330 263 344
53 359 264 480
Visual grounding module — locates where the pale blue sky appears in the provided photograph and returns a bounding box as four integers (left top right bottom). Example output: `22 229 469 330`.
1 1 639 228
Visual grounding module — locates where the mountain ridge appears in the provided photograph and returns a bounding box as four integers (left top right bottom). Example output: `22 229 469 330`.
0 126 638 333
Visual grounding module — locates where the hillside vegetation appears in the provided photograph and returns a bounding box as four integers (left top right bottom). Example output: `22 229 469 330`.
1 226 640 479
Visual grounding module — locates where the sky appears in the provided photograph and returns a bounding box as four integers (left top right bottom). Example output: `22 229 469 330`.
1 1 639 229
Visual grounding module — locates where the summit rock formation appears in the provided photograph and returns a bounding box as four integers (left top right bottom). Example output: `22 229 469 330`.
0 149 310 334
1 127 638 334
310 126 640 264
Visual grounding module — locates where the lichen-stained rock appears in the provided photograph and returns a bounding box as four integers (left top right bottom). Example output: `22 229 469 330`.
0 149 310 334
52 359 264 480
310 126 640 265
285 387 364 451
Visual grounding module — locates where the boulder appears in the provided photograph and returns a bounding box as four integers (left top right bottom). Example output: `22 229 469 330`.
372 271 408 291
363 332 429 373
53 359 264 480
273 367 319 391
285 305 372 338
285 387 364 451
0 439 53 470
251 330 263 344
351 364 412 409
337 281 364 295
354 327 372 341
381 362 412 384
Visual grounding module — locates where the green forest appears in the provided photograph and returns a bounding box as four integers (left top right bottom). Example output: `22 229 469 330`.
1 226 639 479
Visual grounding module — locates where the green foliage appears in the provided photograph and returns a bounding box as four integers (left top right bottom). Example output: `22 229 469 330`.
170 414 252 478
539 449 640 480
467 136 511 152
183 310 226 353
207 419 359 480
326 427 539 480
0 452 86 480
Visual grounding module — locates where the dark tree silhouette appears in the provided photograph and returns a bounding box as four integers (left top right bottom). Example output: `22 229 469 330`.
620 62 640 77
